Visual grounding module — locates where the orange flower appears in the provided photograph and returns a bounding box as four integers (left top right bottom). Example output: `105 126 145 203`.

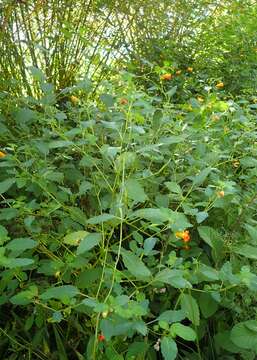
175 230 190 243
160 73 172 81
0 151 6 158
98 334 105 342
216 82 224 89
176 70 182 75
217 190 225 198
70 95 79 104
187 67 193 72
119 98 128 105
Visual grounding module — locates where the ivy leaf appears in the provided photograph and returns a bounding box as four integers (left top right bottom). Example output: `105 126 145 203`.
161 337 178 360
181 294 200 326
121 250 151 279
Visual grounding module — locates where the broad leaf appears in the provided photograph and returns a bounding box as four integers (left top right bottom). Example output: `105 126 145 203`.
76 233 102 255
233 244 257 260
122 250 151 279
158 310 186 324
181 294 200 326
161 337 177 360
63 231 88 245
171 323 196 341
125 179 147 203
0 178 15 194
87 213 116 224
230 321 257 350
40 285 79 301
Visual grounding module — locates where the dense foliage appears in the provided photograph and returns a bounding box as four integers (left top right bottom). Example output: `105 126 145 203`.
0 1 256 360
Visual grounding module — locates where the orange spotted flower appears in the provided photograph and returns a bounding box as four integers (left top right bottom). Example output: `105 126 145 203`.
216 82 224 89
98 334 105 342
175 230 190 243
70 95 79 104
119 98 128 105
217 190 225 198
0 151 6 159
160 73 173 81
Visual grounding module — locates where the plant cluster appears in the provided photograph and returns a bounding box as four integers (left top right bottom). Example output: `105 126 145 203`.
0 72 256 359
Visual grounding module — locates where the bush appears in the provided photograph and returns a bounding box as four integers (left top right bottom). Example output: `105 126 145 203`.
0 74 256 359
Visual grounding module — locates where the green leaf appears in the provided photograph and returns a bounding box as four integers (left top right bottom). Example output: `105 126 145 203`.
86 335 95 360
197 226 223 261
121 250 151 279
161 337 178 360
2 258 34 268
196 211 208 224
181 294 200 326
158 310 186 324
244 224 257 243
127 342 149 358
10 286 38 305
0 178 15 194
79 181 93 194
143 237 157 255
53 324 69 360
192 167 212 186
215 331 241 353
197 264 219 281
48 140 73 149
154 269 192 289
233 244 257 260
199 292 218 318
230 321 257 350
40 285 79 301
165 182 182 194
29 66 45 82
63 231 88 245
171 323 196 341
87 213 116 224
68 207 87 226
6 238 37 252
125 179 147 203
167 86 177 97
0 225 8 245
100 94 115 107
76 233 102 255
